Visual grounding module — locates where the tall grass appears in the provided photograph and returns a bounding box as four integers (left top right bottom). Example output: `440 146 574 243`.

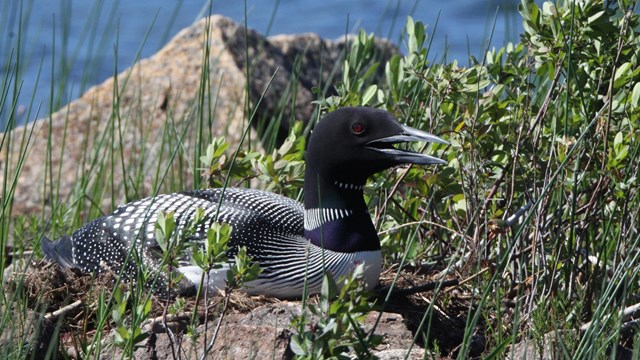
0 2 235 358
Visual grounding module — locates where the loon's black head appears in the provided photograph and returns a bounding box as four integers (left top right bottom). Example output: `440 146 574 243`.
305 107 448 185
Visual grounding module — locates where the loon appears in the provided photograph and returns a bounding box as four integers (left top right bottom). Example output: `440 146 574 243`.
42 107 447 299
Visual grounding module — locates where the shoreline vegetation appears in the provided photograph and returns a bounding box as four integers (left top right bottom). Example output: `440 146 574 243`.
2 0 640 358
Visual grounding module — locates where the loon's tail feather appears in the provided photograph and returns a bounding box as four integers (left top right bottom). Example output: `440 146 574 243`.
42 236 76 269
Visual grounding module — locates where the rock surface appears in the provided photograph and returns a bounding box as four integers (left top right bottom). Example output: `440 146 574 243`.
103 302 425 359
0 308 56 359
508 330 635 360
4 260 465 359
0 15 396 218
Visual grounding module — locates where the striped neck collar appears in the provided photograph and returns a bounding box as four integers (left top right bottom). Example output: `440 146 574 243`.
302 206 380 252
333 181 364 191
304 208 354 231
303 171 379 252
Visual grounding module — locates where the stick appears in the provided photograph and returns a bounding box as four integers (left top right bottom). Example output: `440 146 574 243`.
44 300 83 321
580 302 640 331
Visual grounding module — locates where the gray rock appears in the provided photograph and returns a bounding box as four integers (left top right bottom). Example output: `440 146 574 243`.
0 15 397 218
0 308 57 359
97 302 426 359
509 330 635 360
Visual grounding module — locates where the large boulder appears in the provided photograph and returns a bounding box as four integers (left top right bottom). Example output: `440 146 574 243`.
0 15 397 218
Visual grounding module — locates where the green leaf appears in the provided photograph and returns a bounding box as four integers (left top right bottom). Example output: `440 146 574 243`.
277 136 294 156
615 145 629 162
319 318 337 337
191 250 205 268
614 131 624 148
289 336 306 355
613 62 631 89
461 79 491 93
631 82 640 107
155 211 176 253
320 272 337 312
361 62 380 82
361 84 378 106
115 326 129 343
587 10 605 25
142 298 152 316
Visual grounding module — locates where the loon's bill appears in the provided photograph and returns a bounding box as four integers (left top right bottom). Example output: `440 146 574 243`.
365 124 448 165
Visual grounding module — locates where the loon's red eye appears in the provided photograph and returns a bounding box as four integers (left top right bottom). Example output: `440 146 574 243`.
351 122 365 135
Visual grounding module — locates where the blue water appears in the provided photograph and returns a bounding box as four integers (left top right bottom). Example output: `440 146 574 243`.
0 0 523 129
